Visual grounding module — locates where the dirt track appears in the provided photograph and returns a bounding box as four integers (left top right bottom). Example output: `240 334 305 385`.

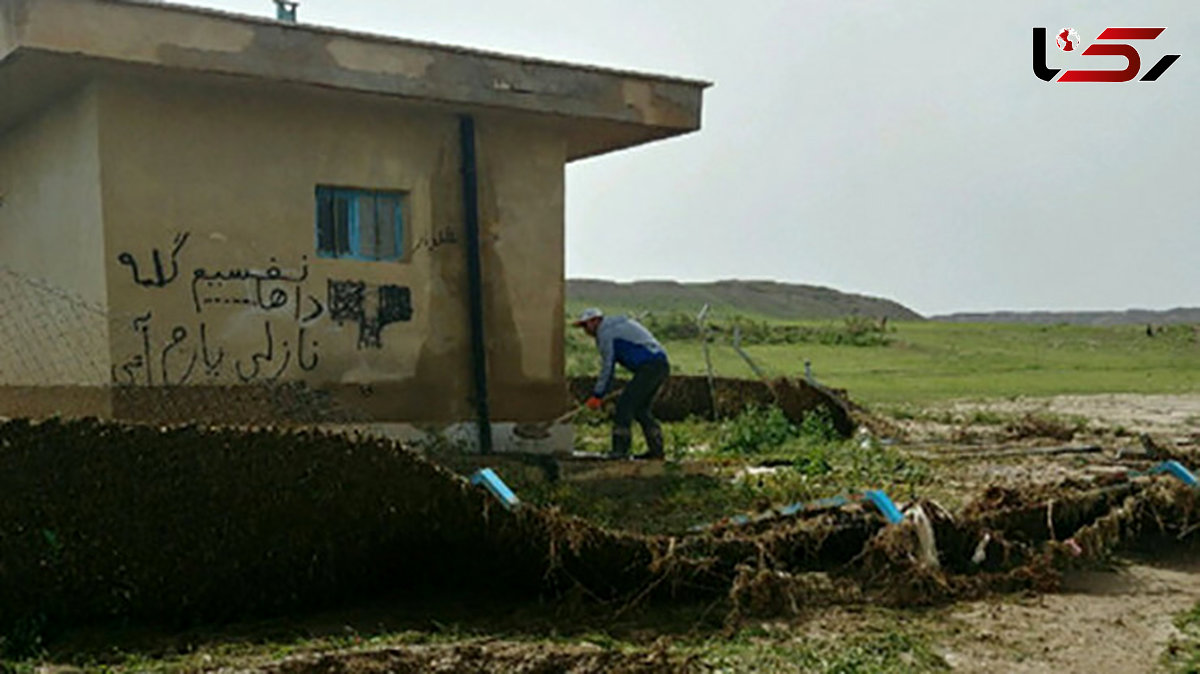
951 393 1200 437
939 555 1200 673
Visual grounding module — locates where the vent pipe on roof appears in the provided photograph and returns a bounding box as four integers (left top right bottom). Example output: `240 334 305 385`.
274 1 298 23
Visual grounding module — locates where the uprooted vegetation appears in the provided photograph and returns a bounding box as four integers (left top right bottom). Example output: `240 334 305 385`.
566 374 858 438
2 417 1198 663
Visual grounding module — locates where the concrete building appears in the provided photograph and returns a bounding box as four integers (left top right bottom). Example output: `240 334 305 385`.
0 0 706 444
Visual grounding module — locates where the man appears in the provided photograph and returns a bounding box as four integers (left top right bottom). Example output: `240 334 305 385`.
573 308 670 460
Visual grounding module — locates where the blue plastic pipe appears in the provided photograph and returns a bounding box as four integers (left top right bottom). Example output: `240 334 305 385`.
470 468 520 509
1149 460 1199 487
863 490 904 524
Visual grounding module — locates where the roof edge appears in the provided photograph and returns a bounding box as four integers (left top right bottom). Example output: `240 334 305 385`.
99 0 713 89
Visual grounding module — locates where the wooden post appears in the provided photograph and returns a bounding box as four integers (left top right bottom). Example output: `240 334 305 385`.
732 324 766 380
697 304 717 420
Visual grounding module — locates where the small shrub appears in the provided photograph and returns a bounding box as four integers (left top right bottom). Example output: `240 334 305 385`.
790 444 833 476
642 312 702 341
797 407 841 445
719 405 798 455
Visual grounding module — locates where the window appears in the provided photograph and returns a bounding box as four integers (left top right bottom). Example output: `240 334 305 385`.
315 186 406 261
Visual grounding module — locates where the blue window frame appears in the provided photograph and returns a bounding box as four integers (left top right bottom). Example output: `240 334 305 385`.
315 186 406 261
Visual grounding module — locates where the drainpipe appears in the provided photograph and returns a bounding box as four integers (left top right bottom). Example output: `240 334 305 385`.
459 115 493 454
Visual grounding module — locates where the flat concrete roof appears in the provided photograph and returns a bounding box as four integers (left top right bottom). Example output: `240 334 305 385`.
0 0 709 159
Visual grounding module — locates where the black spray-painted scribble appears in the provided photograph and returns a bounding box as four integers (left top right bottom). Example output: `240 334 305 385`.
118 233 190 288
379 285 414 324
328 280 366 323
328 280 412 349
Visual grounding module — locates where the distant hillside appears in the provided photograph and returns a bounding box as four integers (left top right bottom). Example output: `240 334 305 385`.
932 308 1200 326
567 279 924 321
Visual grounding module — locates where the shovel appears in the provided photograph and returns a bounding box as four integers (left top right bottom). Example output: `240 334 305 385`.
513 391 618 441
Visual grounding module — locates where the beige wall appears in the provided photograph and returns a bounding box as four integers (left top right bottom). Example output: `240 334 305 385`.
475 116 566 419
0 85 111 402
97 75 567 423
0 85 106 302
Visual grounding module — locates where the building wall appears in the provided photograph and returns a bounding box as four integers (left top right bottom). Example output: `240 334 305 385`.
0 86 107 304
0 84 111 418
96 75 567 423
475 116 567 419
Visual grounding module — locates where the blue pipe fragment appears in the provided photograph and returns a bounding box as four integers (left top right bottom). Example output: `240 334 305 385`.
778 495 850 517
863 490 904 524
470 468 521 509
1148 460 1199 487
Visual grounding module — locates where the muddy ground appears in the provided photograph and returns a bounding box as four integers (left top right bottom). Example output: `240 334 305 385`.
818 393 1200 672
317 394 1198 673
8 394 1200 673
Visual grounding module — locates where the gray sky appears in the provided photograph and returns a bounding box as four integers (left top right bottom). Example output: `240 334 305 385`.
194 0 1197 315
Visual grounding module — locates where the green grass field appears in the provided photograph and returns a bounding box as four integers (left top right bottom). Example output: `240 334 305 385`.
566 318 1200 406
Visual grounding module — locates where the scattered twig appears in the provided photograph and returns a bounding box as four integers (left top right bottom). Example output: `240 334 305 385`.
919 444 1103 461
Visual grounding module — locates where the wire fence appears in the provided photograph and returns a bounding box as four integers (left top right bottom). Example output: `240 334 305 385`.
0 264 359 427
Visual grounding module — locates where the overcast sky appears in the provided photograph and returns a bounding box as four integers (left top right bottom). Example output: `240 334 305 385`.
192 0 1197 316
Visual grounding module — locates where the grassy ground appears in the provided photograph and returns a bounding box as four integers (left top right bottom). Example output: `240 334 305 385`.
0 601 950 673
512 411 932 535
568 320 1200 406
1165 602 1200 672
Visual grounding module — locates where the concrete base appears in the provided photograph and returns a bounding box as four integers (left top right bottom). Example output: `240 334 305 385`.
322 421 574 455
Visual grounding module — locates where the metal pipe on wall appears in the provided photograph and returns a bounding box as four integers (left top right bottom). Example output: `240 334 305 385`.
458 115 493 454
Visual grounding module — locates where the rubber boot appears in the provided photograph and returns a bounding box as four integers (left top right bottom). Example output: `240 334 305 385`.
636 425 665 460
608 427 632 459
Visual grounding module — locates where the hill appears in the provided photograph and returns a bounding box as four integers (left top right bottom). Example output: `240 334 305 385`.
932 308 1200 326
567 279 923 321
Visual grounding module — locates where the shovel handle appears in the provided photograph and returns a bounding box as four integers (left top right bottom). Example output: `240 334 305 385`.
551 391 618 424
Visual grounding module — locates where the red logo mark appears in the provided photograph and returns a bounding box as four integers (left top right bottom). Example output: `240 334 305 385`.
1034 27 1180 83
1057 28 1081 52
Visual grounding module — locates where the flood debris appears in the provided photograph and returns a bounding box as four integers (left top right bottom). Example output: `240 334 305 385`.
536 475 1200 618
261 640 693 674
2 417 1198 644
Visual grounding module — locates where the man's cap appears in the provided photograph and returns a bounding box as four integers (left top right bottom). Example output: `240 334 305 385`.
572 307 603 325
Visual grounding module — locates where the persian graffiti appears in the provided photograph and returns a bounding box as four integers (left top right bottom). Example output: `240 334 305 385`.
199 323 224 377
412 227 459 254
117 232 190 288
112 240 416 386
161 326 198 386
112 318 322 386
235 322 290 383
328 279 413 349
190 257 313 314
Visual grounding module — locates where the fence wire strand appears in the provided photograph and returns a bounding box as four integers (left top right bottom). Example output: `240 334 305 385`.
0 264 359 426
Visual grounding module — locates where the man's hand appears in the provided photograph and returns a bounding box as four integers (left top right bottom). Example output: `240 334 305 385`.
585 396 604 411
